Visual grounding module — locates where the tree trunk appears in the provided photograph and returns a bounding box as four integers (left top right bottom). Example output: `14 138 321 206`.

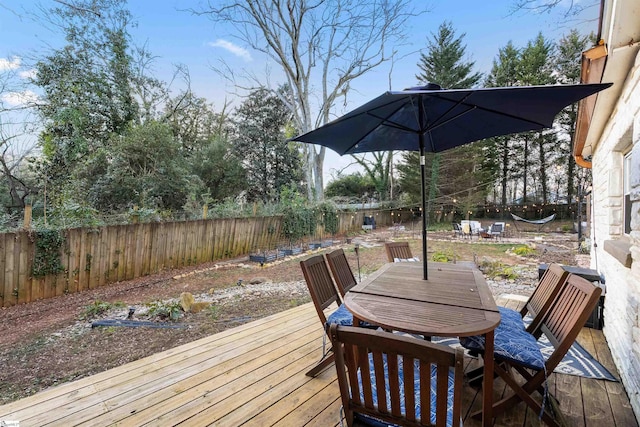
523 138 529 204
501 140 509 211
538 133 548 204
314 149 325 202
427 153 441 218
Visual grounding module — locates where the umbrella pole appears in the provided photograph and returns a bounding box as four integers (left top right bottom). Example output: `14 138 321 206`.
420 135 428 280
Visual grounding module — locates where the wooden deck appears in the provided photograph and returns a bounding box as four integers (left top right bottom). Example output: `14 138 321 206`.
0 299 637 427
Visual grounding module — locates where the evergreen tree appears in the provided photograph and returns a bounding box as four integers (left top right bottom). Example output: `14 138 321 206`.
415 21 482 89
554 30 592 204
518 33 556 204
232 88 303 203
399 21 483 220
484 42 522 209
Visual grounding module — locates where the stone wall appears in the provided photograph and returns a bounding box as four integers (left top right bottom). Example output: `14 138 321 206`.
591 52 640 417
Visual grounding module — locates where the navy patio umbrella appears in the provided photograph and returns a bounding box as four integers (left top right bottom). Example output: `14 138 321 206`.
293 82 612 279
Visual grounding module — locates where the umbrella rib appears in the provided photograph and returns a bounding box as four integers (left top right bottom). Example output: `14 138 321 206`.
422 92 475 131
366 111 419 134
341 102 415 153
428 93 549 128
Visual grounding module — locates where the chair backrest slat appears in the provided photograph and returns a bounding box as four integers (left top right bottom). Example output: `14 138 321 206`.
325 249 357 297
385 242 413 262
330 324 463 427
300 255 340 325
524 263 570 334
540 273 602 370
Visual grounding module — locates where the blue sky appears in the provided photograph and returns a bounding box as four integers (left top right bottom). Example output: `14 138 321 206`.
1 0 599 182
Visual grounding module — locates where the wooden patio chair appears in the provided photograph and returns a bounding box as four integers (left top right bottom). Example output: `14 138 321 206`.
384 241 416 262
520 263 571 335
329 324 464 427
488 263 571 337
465 273 602 426
325 248 357 298
464 263 571 383
300 255 375 377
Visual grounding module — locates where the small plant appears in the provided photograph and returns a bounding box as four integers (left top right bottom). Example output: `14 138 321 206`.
512 245 535 256
479 260 519 280
207 304 220 320
579 240 590 254
147 300 183 321
80 300 125 320
498 266 518 280
431 250 455 263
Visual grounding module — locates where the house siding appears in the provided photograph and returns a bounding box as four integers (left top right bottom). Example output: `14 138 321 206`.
591 52 640 417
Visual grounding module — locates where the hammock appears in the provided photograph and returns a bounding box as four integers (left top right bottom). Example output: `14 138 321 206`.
510 213 556 231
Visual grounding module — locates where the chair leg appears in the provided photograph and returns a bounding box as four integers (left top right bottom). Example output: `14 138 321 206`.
306 352 335 377
472 362 561 427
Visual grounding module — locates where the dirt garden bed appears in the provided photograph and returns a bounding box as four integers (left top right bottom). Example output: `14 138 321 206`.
0 227 584 405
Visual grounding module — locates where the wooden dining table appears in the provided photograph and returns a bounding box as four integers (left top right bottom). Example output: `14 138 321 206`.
344 261 501 427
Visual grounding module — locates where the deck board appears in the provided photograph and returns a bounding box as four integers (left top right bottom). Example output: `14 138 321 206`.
0 301 637 427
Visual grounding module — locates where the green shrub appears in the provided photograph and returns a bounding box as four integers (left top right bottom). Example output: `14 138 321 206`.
479 260 519 280
512 245 535 256
147 300 183 321
432 250 455 263
80 300 125 320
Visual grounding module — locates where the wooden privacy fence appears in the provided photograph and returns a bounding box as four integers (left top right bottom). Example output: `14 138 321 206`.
0 211 395 308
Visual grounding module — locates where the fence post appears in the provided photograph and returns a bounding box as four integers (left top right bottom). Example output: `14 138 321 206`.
23 205 32 229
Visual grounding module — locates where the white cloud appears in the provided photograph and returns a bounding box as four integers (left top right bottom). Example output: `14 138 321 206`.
19 69 37 80
2 90 39 106
0 56 21 71
208 39 252 62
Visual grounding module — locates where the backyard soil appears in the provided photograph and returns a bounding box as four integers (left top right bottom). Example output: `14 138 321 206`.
0 226 587 405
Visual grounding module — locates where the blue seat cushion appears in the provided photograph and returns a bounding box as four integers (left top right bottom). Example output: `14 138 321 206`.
354 353 458 427
460 315 544 370
326 304 355 326
326 304 375 328
458 306 525 351
498 306 526 330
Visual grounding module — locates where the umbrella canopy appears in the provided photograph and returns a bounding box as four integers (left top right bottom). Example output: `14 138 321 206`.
293 83 612 279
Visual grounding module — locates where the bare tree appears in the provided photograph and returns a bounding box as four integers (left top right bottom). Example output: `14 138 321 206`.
0 59 38 210
193 0 421 201
511 0 599 20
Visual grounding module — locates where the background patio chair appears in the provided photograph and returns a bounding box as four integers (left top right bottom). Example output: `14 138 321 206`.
489 222 505 240
329 324 464 427
325 248 357 297
384 241 416 262
464 273 602 426
452 222 464 238
300 255 375 377
460 222 472 239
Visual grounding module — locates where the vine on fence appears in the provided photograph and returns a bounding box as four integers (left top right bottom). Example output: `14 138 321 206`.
31 229 65 278
280 186 315 244
282 206 315 244
317 202 339 235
